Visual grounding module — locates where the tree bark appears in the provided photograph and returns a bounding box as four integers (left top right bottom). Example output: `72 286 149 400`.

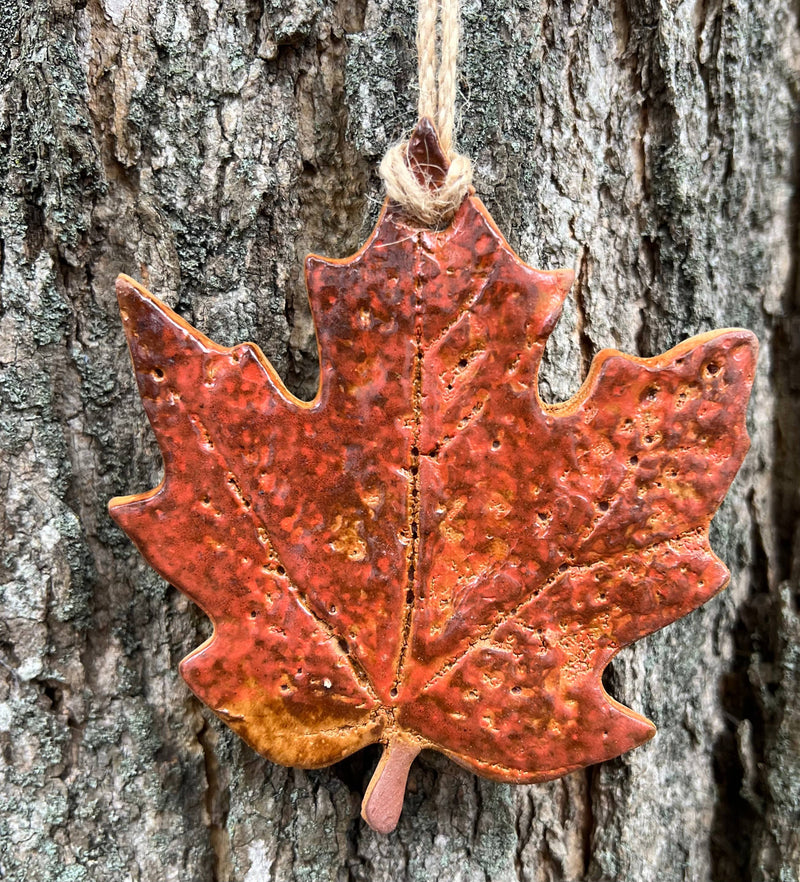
0 0 797 880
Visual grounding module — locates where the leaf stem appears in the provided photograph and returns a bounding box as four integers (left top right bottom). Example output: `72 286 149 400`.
361 738 421 834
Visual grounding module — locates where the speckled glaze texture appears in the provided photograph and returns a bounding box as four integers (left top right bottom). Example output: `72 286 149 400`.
109 124 757 830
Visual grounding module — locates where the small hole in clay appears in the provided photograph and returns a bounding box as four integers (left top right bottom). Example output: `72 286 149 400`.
250 610 257 618
458 358 468 369
276 565 286 576
706 362 720 375
630 455 639 466
511 686 521 695
153 368 164 379
538 511 549 522
598 501 609 512
390 687 398 699
492 439 501 450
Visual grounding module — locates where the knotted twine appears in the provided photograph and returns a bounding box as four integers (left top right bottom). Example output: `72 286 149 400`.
379 0 473 227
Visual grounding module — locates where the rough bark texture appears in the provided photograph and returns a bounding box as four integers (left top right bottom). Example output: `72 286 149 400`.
0 1 797 880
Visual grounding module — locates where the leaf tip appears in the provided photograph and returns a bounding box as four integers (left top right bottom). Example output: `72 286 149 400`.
107 495 124 519
107 493 132 526
114 274 158 333
533 266 574 337
106 489 163 539
116 273 150 302
553 267 575 293
600 692 658 755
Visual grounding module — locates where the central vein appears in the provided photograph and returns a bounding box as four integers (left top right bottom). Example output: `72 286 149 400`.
392 237 425 699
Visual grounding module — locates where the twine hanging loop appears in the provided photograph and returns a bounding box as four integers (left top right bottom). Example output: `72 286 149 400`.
380 0 473 227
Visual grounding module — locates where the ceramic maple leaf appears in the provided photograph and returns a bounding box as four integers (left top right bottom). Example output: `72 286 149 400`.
110 122 757 833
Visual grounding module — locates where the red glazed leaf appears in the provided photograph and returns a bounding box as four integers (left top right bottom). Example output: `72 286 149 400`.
109 124 757 833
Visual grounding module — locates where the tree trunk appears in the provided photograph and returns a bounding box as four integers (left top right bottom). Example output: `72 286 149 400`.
1 0 798 880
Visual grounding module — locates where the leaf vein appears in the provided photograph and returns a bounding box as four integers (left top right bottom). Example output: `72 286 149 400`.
187 411 380 702
418 526 711 694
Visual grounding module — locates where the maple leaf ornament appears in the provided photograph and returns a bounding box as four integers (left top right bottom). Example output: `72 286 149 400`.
110 122 757 834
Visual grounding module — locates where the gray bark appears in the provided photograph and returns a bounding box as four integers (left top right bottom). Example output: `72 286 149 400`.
0 0 797 880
